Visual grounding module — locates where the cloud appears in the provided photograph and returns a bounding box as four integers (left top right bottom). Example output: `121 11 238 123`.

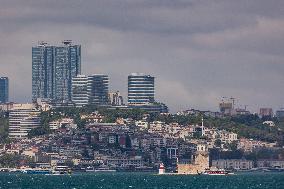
0 0 284 113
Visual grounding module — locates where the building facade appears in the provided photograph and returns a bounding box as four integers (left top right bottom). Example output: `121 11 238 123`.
9 108 41 138
276 109 284 120
259 108 273 117
108 91 124 106
128 73 155 105
87 74 109 105
212 159 253 170
72 75 88 107
32 41 81 103
0 77 9 103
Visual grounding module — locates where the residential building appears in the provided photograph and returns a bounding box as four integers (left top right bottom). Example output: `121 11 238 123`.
87 74 109 105
0 77 8 103
32 40 81 103
259 108 273 117
128 73 154 105
32 42 54 101
71 75 88 107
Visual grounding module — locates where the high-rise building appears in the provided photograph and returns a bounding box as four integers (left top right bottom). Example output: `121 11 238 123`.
72 75 88 107
9 108 41 138
108 91 124 106
128 73 155 105
54 40 81 102
32 40 81 102
87 74 109 105
0 77 9 103
32 42 54 101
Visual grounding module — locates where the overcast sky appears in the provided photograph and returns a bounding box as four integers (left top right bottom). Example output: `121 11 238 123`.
0 0 284 113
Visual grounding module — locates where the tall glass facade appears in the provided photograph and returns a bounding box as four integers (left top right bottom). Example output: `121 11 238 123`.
32 41 81 103
87 74 109 105
128 73 155 105
0 77 9 103
72 75 88 107
32 42 54 101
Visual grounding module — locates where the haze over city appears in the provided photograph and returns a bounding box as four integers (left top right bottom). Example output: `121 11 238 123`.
0 0 284 112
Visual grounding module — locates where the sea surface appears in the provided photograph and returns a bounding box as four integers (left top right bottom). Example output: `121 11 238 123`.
0 172 283 189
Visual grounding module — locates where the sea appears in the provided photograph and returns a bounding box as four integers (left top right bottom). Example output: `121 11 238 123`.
0 172 283 189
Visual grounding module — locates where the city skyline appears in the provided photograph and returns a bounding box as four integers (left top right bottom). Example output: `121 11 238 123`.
0 1 284 112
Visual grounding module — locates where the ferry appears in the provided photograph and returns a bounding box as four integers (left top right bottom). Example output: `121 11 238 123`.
94 167 116 172
23 169 52 175
202 168 233 175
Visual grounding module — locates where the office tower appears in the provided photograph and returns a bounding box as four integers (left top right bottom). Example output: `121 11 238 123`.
72 75 88 107
87 74 109 105
128 73 155 105
0 77 9 103
9 108 41 138
32 40 81 102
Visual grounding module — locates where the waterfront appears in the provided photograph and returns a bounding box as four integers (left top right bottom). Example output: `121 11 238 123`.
0 172 283 189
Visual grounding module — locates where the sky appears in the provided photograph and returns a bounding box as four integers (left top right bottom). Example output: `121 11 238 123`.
0 0 284 113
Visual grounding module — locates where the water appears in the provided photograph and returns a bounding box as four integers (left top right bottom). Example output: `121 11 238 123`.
0 172 283 189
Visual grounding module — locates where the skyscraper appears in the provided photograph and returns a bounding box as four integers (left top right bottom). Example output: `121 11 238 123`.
128 73 155 105
0 77 9 103
72 75 88 107
54 40 81 102
32 42 54 101
32 40 81 102
87 74 109 105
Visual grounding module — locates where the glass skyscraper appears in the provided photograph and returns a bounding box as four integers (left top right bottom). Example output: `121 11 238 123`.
0 77 9 103
128 73 155 105
32 40 81 102
87 74 109 105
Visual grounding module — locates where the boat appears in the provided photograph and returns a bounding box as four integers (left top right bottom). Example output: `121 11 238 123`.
202 168 233 175
94 167 116 172
85 166 95 172
23 169 52 175
52 166 72 175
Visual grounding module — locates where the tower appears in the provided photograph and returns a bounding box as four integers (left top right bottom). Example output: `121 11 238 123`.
128 73 155 105
0 77 9 103
72 75 88 107
32 41 81 103
87 74 109 105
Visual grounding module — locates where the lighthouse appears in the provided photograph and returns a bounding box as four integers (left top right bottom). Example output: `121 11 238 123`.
158 163 165 174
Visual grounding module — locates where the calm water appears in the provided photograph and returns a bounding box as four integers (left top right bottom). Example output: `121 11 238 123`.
0 172 283 189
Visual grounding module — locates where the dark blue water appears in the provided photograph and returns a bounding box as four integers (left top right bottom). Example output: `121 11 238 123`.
0 172 283 189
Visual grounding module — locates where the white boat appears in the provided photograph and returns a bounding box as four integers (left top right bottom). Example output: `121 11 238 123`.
202 167 233 175
94 167 116 172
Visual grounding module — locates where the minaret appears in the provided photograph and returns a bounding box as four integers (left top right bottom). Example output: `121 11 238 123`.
201 117 205 136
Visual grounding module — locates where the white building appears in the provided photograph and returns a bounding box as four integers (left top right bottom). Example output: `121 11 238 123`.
212 159 253 170
107 156 144 168
49 118 76 130
135 120 149 130
9 108 41 138
257 160 284 168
